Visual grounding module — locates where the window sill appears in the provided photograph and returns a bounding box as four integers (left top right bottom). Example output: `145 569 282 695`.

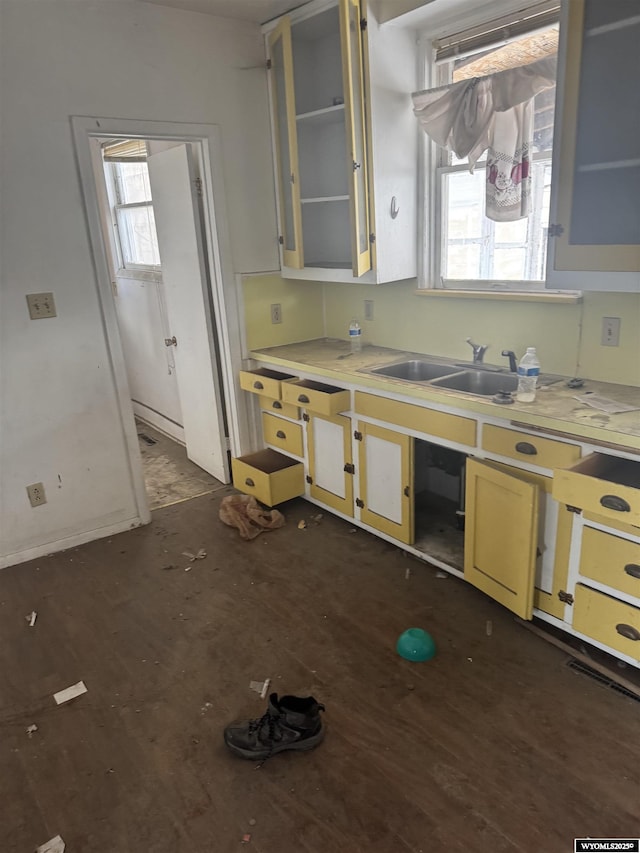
414 289 582 304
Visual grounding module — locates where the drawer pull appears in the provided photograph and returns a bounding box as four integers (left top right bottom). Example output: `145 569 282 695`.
253 380 264 390
615 623 640 642
600 494 631 513
624 563 640 579
276 430 286 439
244 477 255 487
298 394 310 404
515 441 537 455
272 401 282 409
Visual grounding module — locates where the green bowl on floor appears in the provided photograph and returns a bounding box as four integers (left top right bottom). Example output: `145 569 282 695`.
396 628 436 662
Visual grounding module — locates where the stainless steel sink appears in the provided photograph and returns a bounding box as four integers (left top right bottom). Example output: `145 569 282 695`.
369 360 459 381
431 370 518 396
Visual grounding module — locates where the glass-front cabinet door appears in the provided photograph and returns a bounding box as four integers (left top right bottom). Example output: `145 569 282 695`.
268 0 372 277
268 19 303 269
553 0 640 273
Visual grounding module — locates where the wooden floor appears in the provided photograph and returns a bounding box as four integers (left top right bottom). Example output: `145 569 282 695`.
2 493 639 853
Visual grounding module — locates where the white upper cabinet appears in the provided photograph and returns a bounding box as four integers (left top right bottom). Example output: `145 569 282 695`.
547 0 640 291
264 0 418 284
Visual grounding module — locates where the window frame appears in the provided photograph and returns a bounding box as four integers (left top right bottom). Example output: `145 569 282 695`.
103 158 162 276
418 13 559 293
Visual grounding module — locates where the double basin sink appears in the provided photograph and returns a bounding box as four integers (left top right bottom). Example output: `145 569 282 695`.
362 358 519 397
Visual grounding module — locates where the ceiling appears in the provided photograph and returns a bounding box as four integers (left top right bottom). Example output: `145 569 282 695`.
137 0 309 24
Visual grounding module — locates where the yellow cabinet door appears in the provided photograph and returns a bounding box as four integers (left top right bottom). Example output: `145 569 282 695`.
306 413 353 516
465 458 539 620
340 0 371 276
268 18 304 269
357 422 414 545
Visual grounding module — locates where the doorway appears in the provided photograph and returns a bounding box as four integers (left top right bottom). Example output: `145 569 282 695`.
73 117 239 520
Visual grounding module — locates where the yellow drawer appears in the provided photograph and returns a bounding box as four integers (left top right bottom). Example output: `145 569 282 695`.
482 424 580 470
553 452 640 526
580 526 640 599
239 368 298 400
281 379 350 416
354 391 476 447
231 449 304 507
573 584 640 661
259 396 300 420
262 412 304 457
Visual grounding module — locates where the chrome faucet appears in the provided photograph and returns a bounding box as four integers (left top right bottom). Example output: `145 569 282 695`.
466 337 488 364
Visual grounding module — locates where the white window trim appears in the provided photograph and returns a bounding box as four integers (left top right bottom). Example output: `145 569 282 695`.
417 13 558 293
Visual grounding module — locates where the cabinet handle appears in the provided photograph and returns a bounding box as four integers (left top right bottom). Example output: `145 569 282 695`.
600 494 631 513
253 380 264 390
245 477 255 487
298 394 310 404
624 563 640 579
615 623 640 641
272 401 282 409
403 486 410 497
515 441 537 455
276 430 286 439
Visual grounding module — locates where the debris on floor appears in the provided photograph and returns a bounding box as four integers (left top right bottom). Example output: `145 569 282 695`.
248 818 257 826
435 571 448 579
36 836 65 853
219 494 285 540
241 834 252 844
249 678 271 699
53 680 87 706
312 513 323 523
297 520 307 530
486 620 493 636
404 568 411 580
26 724 38 737
162 564 178 571
25 610 37 627
182 548 207 562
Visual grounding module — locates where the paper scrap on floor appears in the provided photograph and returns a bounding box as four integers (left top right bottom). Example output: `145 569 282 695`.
53 680 87 705
37 836 65 853
574 394 640 414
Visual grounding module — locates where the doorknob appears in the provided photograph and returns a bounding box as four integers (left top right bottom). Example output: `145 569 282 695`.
164 336 177 347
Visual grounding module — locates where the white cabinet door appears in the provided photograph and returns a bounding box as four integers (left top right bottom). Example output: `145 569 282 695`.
307 413 353 515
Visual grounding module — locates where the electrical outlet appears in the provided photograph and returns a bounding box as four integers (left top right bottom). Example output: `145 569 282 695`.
601 317 621 347
26 482 47 507
271 303 282 324
364 299 374 321
26 292 57 319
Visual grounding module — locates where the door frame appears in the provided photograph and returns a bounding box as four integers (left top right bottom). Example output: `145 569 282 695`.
71 115 249 519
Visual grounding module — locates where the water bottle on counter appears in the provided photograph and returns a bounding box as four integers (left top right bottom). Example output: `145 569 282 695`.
516 347 540 402
349 318 362 353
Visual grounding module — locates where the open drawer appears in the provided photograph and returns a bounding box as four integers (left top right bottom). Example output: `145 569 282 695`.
239 368 298 400
281 379 350 416
553 452 640 526
231 449 304 507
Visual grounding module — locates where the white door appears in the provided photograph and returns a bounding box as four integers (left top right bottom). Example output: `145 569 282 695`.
147 145 229 482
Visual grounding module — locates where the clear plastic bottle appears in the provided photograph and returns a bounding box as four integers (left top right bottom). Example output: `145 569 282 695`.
516 347 540 402
349 318 362 353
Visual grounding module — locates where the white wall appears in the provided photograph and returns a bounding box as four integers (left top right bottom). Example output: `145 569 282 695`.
0 0 278 567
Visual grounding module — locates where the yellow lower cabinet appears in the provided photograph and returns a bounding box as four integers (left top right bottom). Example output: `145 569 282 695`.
464 457 538 620
579 526 640 600
231 449 304 507
573 585 640 663
262 412 304 457
306 412 354 516
356 422 414 545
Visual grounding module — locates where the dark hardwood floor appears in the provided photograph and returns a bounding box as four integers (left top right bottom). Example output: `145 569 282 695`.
1 492 638 852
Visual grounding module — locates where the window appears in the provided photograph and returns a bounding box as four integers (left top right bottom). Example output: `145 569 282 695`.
423 6 559 290
103 140 161 271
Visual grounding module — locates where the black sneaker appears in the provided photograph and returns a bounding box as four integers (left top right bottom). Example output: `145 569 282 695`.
223 693 325 761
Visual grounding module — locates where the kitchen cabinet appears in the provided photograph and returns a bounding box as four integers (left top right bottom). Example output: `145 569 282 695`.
548 0 640 285
356 421 414 544
306 412 354 515
231 448 305 506
264 0 418 283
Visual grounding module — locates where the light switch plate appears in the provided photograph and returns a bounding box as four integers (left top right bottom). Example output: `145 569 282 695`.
26 292 57 319
601 317 621 347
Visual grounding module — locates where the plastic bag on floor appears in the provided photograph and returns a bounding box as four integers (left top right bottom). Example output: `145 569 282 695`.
219 494 285 540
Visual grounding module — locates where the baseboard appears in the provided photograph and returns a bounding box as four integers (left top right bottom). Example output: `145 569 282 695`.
132 402 185 444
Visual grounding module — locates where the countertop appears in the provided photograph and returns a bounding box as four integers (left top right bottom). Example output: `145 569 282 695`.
250 339 640 452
